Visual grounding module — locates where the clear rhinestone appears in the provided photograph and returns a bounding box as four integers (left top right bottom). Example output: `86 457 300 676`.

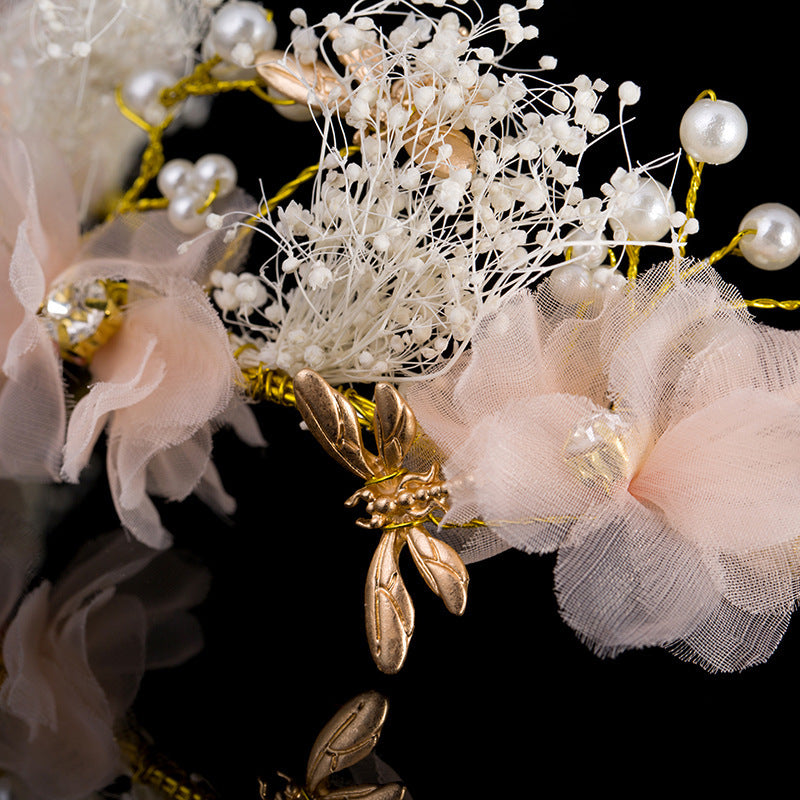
563 410 632 493
42 280 109 346
40 279 125 365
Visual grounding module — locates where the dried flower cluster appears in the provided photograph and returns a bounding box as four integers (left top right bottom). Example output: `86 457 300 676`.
220 0 685 384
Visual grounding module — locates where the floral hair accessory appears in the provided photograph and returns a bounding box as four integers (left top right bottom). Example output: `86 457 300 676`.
1 0 800 796
0 132 264 548
0 531 209 799
405 259 800 671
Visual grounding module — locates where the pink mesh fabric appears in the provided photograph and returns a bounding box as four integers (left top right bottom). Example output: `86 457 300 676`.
406 260 800 671
0 531 209 799
0 132 79 480
0 132 263 547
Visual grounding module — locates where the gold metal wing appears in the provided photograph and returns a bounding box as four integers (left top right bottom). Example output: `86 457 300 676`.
406 526 469 616
372 383 417 474
305 692 395 795
294 368 378 479
364 530 415 675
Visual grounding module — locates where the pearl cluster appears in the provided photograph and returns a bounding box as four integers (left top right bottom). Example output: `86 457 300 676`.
157 154 239 234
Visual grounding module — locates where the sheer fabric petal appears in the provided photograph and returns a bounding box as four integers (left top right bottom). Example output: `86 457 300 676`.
0 531 209 798
0 133 79 480
408 259 800 670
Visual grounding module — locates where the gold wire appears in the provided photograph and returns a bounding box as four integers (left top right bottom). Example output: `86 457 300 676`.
707 228 754 265
110 48 294 217
679 154 704 256
118 727 218 800
239 366 376 430
743 297 800 311
365 469 407 485
111 87 175 217
195 180 220 214
261 145 362 216
625 244 641 282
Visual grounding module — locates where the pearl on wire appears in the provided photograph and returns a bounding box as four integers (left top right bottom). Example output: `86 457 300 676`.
191 154 239 197
206 1 277 67
120 67 180 126
738 202 800 271
156 159 194 199
618 178 675 241
564 229 608 269
549 263 595 305
159 155 239 234
167 190 210 235
679 98 748 165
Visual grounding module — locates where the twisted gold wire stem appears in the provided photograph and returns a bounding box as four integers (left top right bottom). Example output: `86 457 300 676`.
261 145 362 217
240 366 376 430
110 52 294 217
118 727 218 800
707 228 753 265
743 298 800 311
111 87 175 217
679 154 704 256
625 245 641 282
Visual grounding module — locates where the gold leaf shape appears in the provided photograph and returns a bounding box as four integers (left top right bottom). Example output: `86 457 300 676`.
305 691 389 793
255 49 343 110
372 383 416 473
294 369 378 479
406 526 469 616
365 531 415 674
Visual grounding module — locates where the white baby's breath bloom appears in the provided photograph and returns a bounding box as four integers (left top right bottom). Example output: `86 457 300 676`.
223 0 680 385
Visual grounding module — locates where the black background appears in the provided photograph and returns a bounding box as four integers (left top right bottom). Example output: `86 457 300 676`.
44 1 800 797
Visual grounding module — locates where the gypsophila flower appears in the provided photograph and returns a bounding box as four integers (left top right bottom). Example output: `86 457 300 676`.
219 0 682 384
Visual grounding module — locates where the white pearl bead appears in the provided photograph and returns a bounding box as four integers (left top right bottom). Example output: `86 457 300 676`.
592 266 627 293
208 1 277 66
157 159 194 199
191 154 238 198
619 178 675 242
564 229 607 268
121 68 178 126
549 263 595 305
738 202 800 271
167 190 209 235
679 99 748 165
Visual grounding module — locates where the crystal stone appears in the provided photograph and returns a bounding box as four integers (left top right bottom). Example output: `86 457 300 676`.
563 410 632 494
40 279 125 365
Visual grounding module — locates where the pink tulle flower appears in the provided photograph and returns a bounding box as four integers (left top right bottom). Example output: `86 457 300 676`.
1 132 264 548
407 260 800 671
0 531 210 800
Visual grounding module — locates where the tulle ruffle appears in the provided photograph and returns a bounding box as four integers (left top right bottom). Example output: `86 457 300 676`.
407 259 800 671
0 531 209 800
1 131 264 547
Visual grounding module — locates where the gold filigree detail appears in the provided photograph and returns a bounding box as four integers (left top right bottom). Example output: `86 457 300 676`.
293 369 469 674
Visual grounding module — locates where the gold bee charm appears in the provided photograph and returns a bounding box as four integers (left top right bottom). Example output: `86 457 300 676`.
265 691 405 800
294 369 469 674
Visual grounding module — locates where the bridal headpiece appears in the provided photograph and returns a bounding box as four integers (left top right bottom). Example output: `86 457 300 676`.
2 0 799 796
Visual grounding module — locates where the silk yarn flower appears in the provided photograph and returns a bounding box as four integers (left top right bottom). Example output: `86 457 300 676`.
0 131 263 549
407 260 800 671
